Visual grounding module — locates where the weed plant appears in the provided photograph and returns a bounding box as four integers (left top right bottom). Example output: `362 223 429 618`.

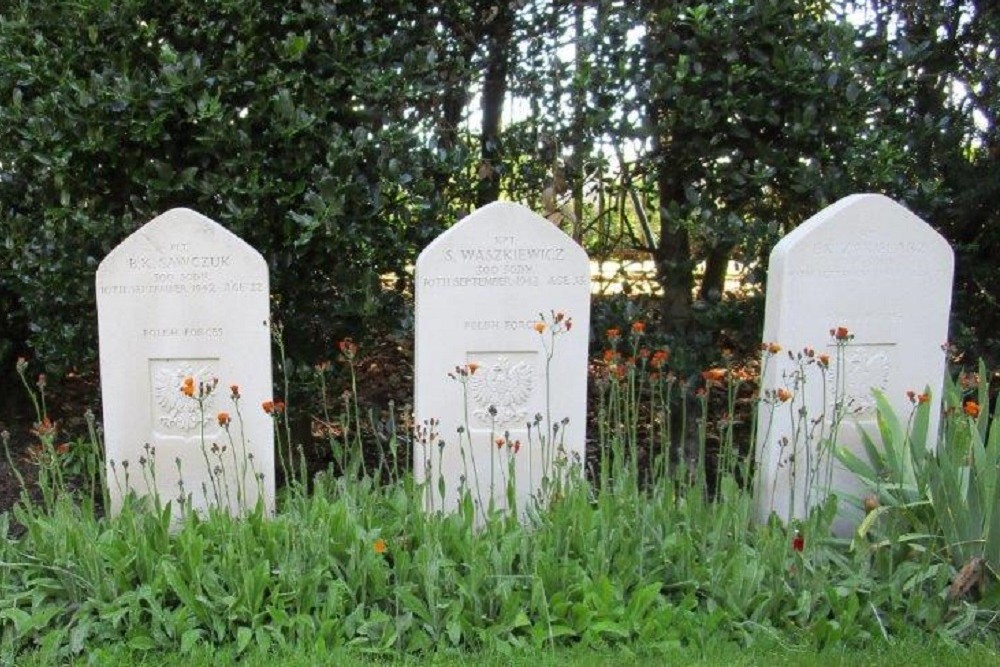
1 325 999 664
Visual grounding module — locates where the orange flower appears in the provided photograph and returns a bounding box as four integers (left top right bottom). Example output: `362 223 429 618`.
338 338 358 360
262 400 275 415
650 349 670 370
181 376 195 397
467 362 480 375
56 443 70 455
373 538 387 555
533 322 546 334
831 326 851 341
907 390 917 404
31 417 57 438
230 384 241 400
817 354 830 369
273 400 286 414
606 328 621 341
217 412 231 427
495 437 505 449
776 388 793 403
602 349 619 363
554 312 565 323
764 342 781 355
918 393 930 405
631 321 645 334
964 401 980 418
701 368 727 384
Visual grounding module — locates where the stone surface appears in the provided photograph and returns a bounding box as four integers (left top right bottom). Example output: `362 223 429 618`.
414 201 591 516
755 194 953 534
96 208 274 515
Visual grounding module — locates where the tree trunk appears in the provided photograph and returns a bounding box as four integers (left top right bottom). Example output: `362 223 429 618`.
645 2 694 334
476 4 516 206
699 244 734 303
654 168 694 333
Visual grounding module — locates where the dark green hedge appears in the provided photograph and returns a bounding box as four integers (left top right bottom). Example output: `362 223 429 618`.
0 1 472 373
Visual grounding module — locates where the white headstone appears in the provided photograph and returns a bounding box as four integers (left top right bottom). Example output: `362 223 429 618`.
96 208 274 515
414 202 591 517
755 194 953 534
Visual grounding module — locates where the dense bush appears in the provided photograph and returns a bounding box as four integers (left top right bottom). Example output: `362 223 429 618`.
0 1 473 374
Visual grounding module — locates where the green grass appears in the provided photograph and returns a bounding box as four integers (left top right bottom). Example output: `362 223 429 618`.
17 635 1000 667
4 329 1000 663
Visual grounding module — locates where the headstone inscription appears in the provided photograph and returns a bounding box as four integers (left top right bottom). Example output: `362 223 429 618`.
755 194 954 535
96 208 274 515
414 202 591 516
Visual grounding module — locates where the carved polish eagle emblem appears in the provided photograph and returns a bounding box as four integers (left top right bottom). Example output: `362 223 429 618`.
468 356 534 428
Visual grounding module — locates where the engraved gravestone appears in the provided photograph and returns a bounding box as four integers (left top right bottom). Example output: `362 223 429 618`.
414 202 591 516
96 208 274 515
755 194 953 534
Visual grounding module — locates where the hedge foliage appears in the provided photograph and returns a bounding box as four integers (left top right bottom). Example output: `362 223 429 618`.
0 1 474 372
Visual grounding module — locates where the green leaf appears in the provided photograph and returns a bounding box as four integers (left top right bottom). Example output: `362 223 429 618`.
0 608 32 635
128 634 157 651
236 626 253 656
180 629 202 655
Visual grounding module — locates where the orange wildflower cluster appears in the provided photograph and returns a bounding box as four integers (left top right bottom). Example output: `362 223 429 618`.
494 437 522 454
817 353 830 369
830 326 852 341
262 399 286 415
964 401 980 418
701 368 727 385
448 363 480 380
776 388 793 403
552 311 573 332
373 538 388 555
600 349 628 381
537 311 573 335
650 349 670 370
631 321 645 335
217 412 231 427
30 417 57 439
23 441 69 464
761 342 782 355
181 376 218 399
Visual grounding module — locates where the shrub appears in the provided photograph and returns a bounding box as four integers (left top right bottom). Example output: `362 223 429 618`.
0 1 472 374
